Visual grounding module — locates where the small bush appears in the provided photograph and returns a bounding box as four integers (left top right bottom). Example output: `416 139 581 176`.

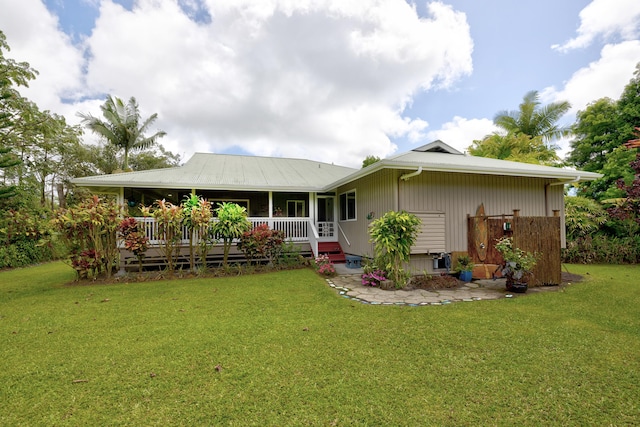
237 224 285 265
314 254 336 277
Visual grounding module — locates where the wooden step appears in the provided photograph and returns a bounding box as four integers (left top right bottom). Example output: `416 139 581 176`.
317 241 346 263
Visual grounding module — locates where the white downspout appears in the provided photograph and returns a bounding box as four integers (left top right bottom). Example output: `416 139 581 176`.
400 166 423 181
398 167 423 212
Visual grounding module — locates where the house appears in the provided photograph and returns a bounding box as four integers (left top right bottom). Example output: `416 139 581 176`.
72 140 601 277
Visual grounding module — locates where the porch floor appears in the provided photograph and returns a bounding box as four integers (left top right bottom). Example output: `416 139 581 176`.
326 274 565 306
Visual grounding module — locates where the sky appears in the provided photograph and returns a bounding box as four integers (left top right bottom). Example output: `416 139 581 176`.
0 0 639 168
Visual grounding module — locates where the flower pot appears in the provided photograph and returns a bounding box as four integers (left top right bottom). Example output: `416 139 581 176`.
506 281 528 293
459 270 473 283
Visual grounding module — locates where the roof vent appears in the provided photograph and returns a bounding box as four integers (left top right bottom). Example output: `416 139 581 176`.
412 140 463 155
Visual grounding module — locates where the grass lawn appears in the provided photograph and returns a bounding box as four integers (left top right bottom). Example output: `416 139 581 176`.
1 263 639 425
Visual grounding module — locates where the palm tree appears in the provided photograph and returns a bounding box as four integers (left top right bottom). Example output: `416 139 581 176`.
494 90 571 142
78 96 166 171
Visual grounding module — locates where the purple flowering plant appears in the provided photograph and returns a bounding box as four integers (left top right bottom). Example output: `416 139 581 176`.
361 265 386 287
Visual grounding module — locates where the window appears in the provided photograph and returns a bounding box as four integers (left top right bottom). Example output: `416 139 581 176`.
339 190 356 221
286 200 305 217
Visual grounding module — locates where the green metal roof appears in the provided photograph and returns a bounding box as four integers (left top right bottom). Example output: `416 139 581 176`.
72 142 602 192
72 153 357 192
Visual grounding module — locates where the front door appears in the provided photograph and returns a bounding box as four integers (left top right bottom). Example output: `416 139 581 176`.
316 196 335 238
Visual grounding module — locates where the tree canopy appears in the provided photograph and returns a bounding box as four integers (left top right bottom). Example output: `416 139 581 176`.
468 132 560 165
362 155 381 168
494 90 571 142
78 95 167 171
469 90 569 166
567 63 640 200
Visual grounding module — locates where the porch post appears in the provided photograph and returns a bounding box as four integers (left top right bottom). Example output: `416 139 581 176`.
118 187 124 206
309 193 316 223
268 191 273 218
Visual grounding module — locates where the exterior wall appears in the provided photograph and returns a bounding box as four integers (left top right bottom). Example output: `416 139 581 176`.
335 168 398 257
399 171 565 251
337 168 567 274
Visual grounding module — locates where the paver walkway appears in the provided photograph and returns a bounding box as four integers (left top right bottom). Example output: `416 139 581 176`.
327 266 563 306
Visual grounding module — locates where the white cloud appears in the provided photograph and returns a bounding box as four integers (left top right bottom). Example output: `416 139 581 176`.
0 0 474 168
0 0 85 112
425 116 497 153
542 41 640 115
553 0 640 52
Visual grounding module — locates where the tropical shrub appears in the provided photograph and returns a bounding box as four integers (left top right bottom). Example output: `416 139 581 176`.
117 217 149 273
52 195 121 279
237 224 286 265
368 210 421 288
0 209 60 268
143 199 183 272
277 240 308 268
182 193 213 271
212 202 251 267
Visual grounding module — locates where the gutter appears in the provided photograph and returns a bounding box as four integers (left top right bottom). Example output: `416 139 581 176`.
549 175 581 186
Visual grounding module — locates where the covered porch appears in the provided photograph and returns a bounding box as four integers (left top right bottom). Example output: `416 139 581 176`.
116 188 344 269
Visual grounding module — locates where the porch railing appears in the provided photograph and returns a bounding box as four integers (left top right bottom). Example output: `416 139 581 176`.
133 217 310 246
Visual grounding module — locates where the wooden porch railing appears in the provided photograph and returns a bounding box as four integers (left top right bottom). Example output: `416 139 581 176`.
133 217 311 246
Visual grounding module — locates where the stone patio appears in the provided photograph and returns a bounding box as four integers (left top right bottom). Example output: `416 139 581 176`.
328 263 563 306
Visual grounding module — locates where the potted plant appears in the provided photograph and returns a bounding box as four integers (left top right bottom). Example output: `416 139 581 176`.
494 237 539 293
454 254 475 282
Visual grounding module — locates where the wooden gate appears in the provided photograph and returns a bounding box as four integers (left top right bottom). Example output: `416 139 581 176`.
468 214 561 286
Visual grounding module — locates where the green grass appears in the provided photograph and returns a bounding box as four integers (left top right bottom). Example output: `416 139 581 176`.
1 263 639 425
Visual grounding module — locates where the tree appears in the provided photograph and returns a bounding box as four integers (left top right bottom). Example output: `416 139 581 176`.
468 132 560 165
607 149 640 227
127 145 181 171
78 95 167 171
0 146 19 199
362 155 380 168
0 30 35 202
567 98 620 172
494 90 571 142
567 64 640 199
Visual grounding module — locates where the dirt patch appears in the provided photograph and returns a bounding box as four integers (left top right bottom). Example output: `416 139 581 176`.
561 271 583 284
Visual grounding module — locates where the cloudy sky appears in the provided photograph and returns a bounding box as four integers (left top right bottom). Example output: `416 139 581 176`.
0 0 639 168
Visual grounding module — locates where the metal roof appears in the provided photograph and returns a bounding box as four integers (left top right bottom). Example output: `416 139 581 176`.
329 142 602 189
72 143 602 192
71 153 357 192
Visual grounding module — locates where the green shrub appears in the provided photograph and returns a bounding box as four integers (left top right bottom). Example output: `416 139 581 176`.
563 234 640 264
237 224 285 265
368 210 421 288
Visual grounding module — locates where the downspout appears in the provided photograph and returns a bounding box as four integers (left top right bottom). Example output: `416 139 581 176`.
400 166 423 181
398 167 423 210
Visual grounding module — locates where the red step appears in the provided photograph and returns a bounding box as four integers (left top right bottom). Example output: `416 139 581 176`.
317 241 346 263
